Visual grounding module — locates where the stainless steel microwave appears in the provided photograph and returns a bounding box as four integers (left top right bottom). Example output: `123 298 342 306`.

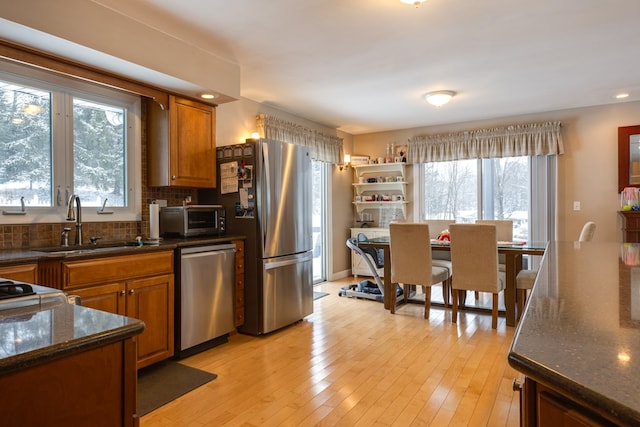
159 205 226 237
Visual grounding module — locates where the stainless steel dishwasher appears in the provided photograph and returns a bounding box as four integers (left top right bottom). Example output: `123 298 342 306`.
176 243 236 358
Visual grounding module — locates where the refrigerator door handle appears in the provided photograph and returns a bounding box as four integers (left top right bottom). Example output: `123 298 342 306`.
264 252 313 270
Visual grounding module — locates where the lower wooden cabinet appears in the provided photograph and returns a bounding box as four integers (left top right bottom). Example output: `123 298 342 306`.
0 337 138 427
521 377 616 426
0 263 38 283
62 251 174 369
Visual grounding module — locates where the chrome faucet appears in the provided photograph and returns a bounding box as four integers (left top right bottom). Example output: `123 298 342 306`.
66 194 83 246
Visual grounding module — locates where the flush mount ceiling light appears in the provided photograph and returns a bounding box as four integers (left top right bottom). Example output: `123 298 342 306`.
424 90 456 107
400 0 427 6
200 93 216 100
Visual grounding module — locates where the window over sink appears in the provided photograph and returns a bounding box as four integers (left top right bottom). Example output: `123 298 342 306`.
0 59 141 223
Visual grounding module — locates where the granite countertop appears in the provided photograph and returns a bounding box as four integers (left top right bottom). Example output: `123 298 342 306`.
0 235 246 266
508 241 640 425
0 293 144 376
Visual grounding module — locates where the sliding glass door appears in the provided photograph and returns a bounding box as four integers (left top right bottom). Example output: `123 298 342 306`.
312 160 328 283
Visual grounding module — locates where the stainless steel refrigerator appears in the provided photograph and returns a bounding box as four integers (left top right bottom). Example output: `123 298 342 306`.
200 139 313 335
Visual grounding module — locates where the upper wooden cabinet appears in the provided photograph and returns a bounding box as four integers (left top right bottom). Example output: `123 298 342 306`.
147 95 217 188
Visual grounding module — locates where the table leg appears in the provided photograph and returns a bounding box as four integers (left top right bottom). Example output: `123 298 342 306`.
504 252 526 326
383 246 391 310
504 253 517 327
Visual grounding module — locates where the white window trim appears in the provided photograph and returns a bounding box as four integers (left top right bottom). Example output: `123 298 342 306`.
0 59 142 224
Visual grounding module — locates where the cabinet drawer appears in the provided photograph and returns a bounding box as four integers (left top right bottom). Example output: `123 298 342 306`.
62 251 173 289
0 264 37 283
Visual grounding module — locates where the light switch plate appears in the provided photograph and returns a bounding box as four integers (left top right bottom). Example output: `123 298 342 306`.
573 201 581 211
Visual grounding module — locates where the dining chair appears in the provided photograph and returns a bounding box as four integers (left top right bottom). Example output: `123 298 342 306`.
449 223 505 329
474 219 513 299
389 223 450 319
475 219 513 242
424 219 455 305
515 221 596 320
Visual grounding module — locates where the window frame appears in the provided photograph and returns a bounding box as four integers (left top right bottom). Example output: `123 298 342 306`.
0 59 141 224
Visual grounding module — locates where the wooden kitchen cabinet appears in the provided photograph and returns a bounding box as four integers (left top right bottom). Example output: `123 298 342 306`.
0 263 37 283
71 282 127 315
232 239 245 326
520 377 616 426
62 251 174 369
147 95 217 188
619 210 640 242
0 335 139 427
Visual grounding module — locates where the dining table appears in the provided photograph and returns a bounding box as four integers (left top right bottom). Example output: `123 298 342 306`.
357 236 547 327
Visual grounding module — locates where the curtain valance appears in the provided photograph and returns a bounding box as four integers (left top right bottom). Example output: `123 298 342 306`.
256 114 343 163
408 121 563 163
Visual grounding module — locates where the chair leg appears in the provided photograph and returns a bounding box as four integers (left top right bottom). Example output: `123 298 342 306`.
423 285 431 319
492 293 498 329
452 288 458 323
458 290 467 307
442 277 451 306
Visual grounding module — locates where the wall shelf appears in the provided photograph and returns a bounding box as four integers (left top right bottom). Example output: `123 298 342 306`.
351 163 409 226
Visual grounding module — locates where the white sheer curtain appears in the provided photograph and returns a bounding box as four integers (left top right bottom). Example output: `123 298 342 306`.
256 114 343 163
408 121 563 163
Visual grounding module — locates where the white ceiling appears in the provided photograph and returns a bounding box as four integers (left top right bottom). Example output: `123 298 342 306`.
12 0 640 135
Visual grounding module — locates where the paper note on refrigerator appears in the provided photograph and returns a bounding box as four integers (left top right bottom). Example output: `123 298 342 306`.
220 161 238 194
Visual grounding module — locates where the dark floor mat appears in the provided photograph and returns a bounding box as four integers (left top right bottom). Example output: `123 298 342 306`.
138 360 217 416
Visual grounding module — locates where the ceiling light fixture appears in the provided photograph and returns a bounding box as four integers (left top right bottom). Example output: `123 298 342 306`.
200 93 215 100
424 90 456 107
400 0 427 6
616 93 630 99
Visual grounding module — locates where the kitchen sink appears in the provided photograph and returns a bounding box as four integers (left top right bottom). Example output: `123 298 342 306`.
33 241 143 255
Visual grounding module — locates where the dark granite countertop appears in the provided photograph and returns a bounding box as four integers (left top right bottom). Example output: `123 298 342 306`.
0 293 144 377
509 241 640 425
0 235 246 266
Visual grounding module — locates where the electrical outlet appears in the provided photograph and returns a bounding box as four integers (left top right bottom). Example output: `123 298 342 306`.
155 199 167 207
573 201 581 211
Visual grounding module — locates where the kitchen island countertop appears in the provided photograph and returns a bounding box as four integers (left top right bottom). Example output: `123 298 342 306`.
508 241 640 425
0 294 144 377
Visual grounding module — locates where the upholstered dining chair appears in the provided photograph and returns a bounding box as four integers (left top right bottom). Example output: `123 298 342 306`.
389 222 450 319
475 219 513 242
425 219 455 305
474 220 513 299
449 223 505 329
515 221 597 320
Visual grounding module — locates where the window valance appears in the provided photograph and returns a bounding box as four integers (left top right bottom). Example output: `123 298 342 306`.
408 121 563 163
256 114 343 163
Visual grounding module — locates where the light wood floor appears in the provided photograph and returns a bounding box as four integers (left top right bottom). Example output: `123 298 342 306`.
140 277 522 426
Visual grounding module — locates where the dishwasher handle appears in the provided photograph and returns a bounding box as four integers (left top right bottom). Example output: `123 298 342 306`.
180 243 237 255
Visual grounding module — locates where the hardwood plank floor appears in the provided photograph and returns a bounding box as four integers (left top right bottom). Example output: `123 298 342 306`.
140 277 521 426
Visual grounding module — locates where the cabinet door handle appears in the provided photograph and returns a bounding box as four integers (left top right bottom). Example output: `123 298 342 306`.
120 290 126 296
512 378 523 391
171 175 176 180
129 289 135 295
